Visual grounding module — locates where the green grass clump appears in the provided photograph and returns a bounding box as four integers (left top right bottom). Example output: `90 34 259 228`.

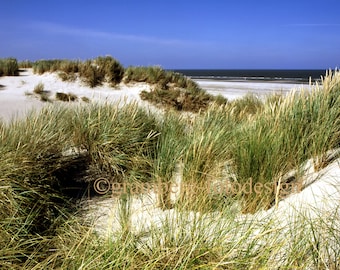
79 56 124 88
59 60 80 74
32 59 63 74
78 60 102 88
141 87 227 112
33 82 45 94
81 96 90 103
32 82 52 102
32 59 81 76
124 66 166 85
227 93 264 121
32 57 124 87
124 66 202 91
0 58 19 76
0 107 77 266
57 60 80 82
151 112 187 208
179 105 237 209
95 56 124 87
126 66 227 111
140 87 219 112
0 102 160 267
70 102 158 182
18 60 33 69
58 71 77 82
55 92 78 102
229 71 340 212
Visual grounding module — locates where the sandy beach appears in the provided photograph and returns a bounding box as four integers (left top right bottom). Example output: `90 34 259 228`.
195 79 311 100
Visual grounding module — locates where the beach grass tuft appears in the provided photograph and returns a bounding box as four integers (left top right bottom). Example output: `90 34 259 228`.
32 82 52 102
33 82 45 94
18 60 33 69
125 65 228 111
0 58 19 76
55 92 78 102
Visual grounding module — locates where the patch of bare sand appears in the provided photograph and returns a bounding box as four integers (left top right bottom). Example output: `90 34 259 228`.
0 69 153 122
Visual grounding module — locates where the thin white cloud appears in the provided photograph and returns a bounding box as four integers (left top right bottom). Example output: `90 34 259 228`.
27 21 200 47
286 23 340 27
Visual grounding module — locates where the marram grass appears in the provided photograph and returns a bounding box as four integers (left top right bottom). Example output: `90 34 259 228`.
0 71 339 268
0 58 19 76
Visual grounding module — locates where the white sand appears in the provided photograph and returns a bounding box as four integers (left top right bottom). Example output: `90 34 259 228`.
0 69 152 122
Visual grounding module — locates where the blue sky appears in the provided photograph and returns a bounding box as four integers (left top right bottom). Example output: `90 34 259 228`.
1 0 340 69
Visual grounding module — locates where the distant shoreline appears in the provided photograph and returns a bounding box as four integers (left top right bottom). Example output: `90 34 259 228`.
194 78 312 101
173 69 327 84
194 78 308 84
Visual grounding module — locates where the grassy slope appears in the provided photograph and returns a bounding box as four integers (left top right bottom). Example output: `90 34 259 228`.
30 57 227 111
0 58 339 268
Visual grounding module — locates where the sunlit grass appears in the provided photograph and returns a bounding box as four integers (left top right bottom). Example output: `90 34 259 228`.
55 92 78 102
0 69 339 268
0 58 19 76
126 65 228 111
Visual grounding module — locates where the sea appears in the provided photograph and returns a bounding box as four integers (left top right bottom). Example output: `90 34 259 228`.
172 69 328 100
174 69 326 83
